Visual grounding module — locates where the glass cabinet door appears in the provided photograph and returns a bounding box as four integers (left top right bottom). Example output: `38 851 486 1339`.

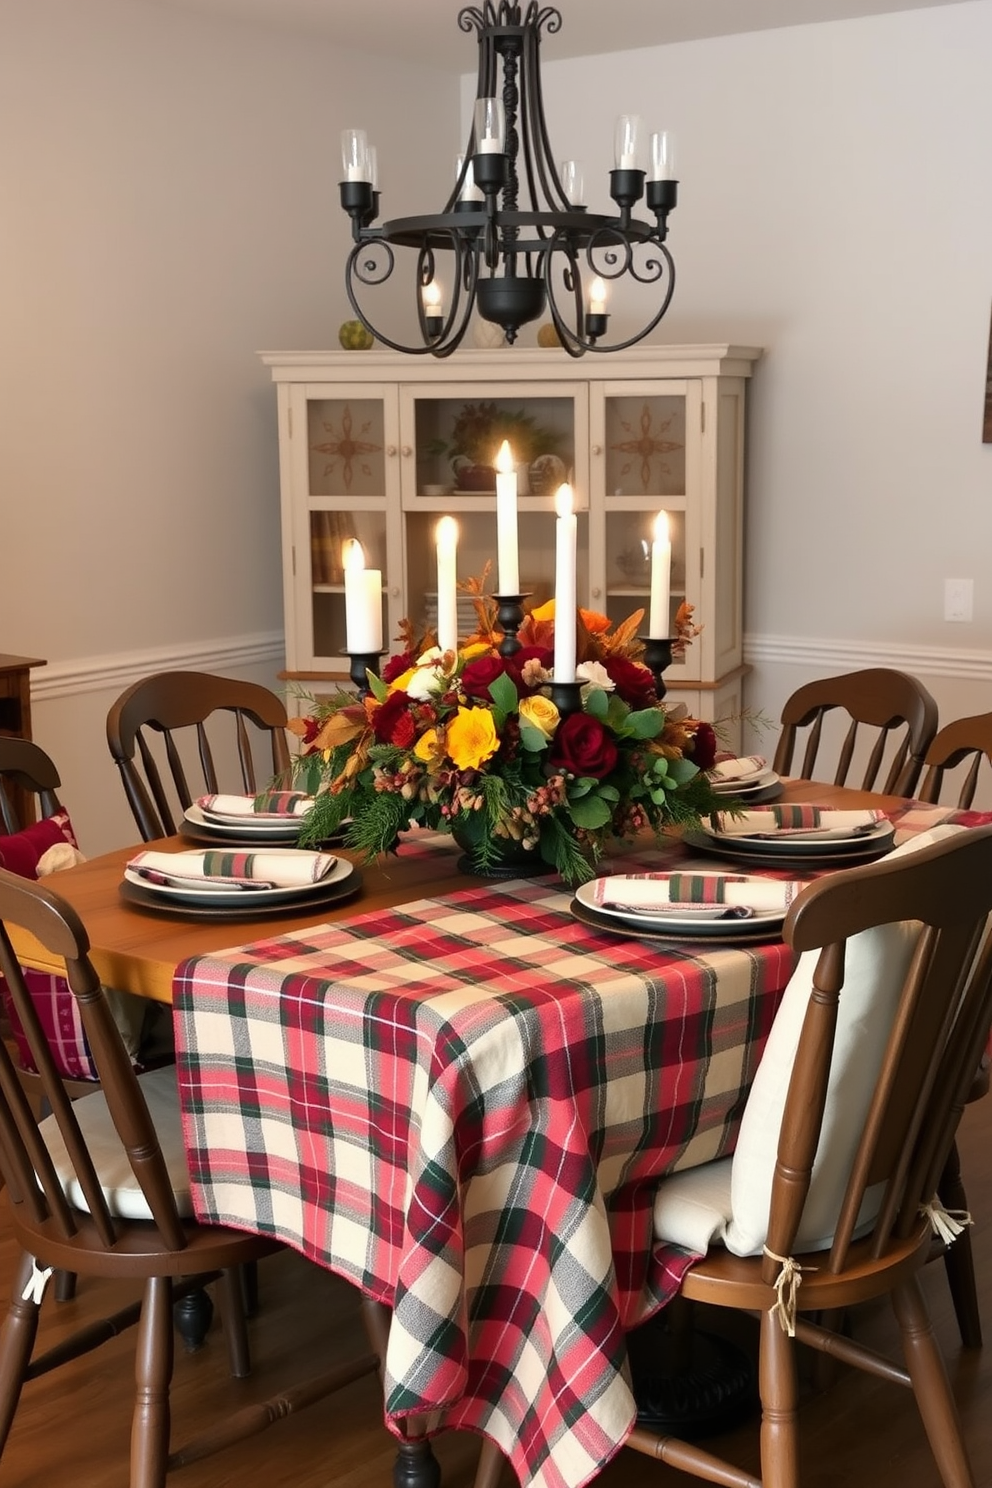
399 382 587 640
589 381 702 682
286 384 400 673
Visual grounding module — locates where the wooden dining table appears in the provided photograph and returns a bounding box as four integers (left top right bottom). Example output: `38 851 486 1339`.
7 781 974 1488
7 779 907 999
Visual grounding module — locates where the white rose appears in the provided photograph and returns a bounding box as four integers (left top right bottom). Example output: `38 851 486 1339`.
576 661 615 691
407 664 445 701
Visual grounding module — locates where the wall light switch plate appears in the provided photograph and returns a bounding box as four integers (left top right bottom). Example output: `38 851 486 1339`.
944 577 974 622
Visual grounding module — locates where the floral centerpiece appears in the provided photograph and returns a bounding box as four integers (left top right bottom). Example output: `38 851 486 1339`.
288 587 723 887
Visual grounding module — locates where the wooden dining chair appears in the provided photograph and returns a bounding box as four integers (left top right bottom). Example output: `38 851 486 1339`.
0 867 381 1488
0 739 109 1108
918 710 992 810
912 710 992 1350
772 667 938 796
106 670 292 841
629 825 992 1488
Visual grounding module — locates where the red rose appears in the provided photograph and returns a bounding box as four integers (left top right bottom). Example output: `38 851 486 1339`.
603 656 656 707
549 713 618 779
381 651 416 684
460 654 509 700
371 689 413 745
690 721 718 771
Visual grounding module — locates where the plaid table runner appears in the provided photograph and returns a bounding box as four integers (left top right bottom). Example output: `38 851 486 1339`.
173 836 795 1488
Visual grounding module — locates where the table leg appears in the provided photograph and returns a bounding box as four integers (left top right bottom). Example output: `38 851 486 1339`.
393 1437 441 1488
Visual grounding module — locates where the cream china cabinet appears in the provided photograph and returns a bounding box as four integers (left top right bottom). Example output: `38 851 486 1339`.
261 344 760 731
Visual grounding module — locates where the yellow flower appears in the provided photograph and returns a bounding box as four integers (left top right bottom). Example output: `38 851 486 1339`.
446 706 500 771
531 598 556 623
460 641 491 659
390 667 417 693
518 694 560 739
413 727 438 762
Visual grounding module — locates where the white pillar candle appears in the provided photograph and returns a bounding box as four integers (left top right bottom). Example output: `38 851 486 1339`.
649 511 671 638
435 516 459 654
343 539 383 654
553 484 577 682
494 440 519 595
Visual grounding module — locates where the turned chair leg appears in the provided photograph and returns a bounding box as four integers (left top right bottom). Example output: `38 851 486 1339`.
892 1275 974 1488
758 1307 800 1488
131 1275 174 1488
0 1253 41 1454
938 1139 982 1348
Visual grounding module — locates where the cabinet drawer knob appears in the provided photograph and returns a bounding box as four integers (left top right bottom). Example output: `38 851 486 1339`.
591 443 602 456
385 444 397 457
591 586 602 599
401 444 413 458
391 586 400 598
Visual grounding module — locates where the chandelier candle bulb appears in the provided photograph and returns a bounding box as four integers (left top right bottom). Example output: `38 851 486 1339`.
341 128 370 182
649 512 672 638
474 96 505 153
650 130 675 181
343 538 383 654
456 153 483 203
436 517 459 654
588 277 607 316
422 279 444 333
560 159 585 206
615 115 642 171
553 484 578 683
494 440 519 596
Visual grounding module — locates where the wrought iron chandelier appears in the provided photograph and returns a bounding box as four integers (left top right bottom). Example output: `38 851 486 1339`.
338 2 678 358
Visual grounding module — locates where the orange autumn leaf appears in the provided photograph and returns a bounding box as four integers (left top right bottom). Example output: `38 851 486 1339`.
311 709 367 753
578 607 611 635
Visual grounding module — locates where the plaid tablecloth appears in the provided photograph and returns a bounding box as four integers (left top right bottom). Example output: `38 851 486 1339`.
173 836 796 1488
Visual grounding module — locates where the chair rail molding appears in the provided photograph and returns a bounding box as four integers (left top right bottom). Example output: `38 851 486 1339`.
745 633 992 684
29 632 285 703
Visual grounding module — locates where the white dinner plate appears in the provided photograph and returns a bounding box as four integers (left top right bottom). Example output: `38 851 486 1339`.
184 803 304 839
710 768 779 796
573 875 789 936
124 851 354 908
696 819 894 855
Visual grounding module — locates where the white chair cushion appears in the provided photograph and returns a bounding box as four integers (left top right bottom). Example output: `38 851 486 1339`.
653 825 966 1259
39 1065 193 1220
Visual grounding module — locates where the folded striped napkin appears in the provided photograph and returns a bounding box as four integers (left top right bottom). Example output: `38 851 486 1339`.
197 791 314 820
127 848 336 892
711 806 887 839
594 872 801 914
707 755 767 783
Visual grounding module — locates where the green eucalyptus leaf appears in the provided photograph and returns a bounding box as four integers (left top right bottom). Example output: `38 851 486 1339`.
569 793 613 828
488 671 519 714
666 756 700 785
583 687 609 720
627 707 666 739
519 721 550 752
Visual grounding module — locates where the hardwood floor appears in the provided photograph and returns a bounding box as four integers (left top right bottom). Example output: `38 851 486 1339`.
0 1100 991 1486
